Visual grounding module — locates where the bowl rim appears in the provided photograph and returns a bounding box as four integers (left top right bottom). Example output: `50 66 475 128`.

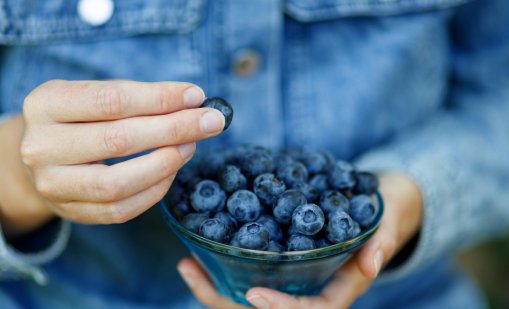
160 192 384 262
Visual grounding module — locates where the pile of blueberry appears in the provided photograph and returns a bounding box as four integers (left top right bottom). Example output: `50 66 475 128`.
165 145 380 252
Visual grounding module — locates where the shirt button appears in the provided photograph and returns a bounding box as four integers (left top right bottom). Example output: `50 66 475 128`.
78 0 115 26
232 49 261 77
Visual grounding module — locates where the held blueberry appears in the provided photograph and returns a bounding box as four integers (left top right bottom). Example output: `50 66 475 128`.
349 195 378 228
218 165 247 193
200 97 234 130
354 172 379 195
319 190 350 215
292 204 325 236
286 234 316 251
327 211 356 243
190 180 226 212
253 173 286 205
273 190 307 225
328 160 356 192
227 190 262 222
277 161 309 187
181 212 210 234
256 214 283 242
236 222 270 250
199 218 230 243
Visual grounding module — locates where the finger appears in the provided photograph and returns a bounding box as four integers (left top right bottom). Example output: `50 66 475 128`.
26 80 205 122
38 108 223 164
177 258 247 309
36 144 195 203
246 288 305 309
52 175 174 224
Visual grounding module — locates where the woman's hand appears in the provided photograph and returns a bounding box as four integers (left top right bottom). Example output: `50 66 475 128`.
177 172 423 309
0 80 225 235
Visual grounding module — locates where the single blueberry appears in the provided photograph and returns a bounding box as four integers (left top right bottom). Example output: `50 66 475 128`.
190 180 226 212
236 222 270 250
293 182 319 202
319 190 350 215
200 97 233 130
328 160 356 192
292 204 325 236
354 172 379 195
349 195 378 228
199 218 230 243
214 211 238 231
253 173 286 205
267 241 285 252
181 212 209 234
227 190 262 222
286 234 316 251
256 214 283 242
239 152 274 178
315 238 333 248
218 165 247 193
273 190 307 225
277 161 309 187
300 151 329 174
327 211 355 243
309 174 329 194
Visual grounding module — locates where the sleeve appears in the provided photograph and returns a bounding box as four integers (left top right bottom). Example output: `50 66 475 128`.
354 0 509 282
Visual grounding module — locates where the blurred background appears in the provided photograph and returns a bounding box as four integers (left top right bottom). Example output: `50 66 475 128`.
459 235 509 309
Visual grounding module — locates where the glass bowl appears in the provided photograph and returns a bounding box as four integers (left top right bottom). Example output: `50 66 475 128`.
160 192 384 306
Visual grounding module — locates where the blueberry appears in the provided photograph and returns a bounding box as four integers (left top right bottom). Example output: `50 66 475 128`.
300 151 329 174
328 160 356 192
218 165 247 193
354 172 379 195
267 241 285 252
214 211 238 231
309 174 329 194
327 211 355 243
273 190 307 225
280 147 304 161
319 190 350 215
253 173 286 205
287 224 301 236
239 152 274 178
256 214 283 242
349 195 378 228
286 234 316 251
227 190 262 222
198 154 226 178
200 97 233 130
166 183 186 206
315 238 333 248
351 222 362 238
274 154 295 168
175 167 198 186
190 180 226 212
229 235 240 247
292 204 325 236
181 212 209 233
236 222 270 250
293 182 319 202
199 218 230 243
277 161 309 187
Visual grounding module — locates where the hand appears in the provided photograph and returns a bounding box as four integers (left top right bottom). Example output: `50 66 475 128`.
177 172 423 309
1 80 225 232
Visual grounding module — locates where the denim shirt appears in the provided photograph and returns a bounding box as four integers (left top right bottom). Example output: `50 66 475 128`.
1 0 509 308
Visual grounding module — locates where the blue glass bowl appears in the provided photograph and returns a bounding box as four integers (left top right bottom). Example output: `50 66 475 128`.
160 192 383 306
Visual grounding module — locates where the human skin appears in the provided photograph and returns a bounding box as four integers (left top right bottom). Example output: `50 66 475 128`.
0 80 225 237
177 172 424 309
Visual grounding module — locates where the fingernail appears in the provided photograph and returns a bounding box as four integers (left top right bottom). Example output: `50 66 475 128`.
247 294 270 309
178 143 195 161
177 265 196 288
183 86 205 107
373 249 384 277
200 110 225 133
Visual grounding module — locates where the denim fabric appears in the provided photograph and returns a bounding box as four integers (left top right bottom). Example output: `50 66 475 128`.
1 0 508 308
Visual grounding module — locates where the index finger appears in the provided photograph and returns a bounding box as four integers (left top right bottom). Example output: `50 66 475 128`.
28 80 205 122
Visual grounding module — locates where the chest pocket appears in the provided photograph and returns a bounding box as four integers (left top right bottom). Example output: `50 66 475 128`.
0 0 205 44
284 0 470 21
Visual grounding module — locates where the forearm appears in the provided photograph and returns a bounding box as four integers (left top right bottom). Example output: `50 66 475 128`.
0 115 55 238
